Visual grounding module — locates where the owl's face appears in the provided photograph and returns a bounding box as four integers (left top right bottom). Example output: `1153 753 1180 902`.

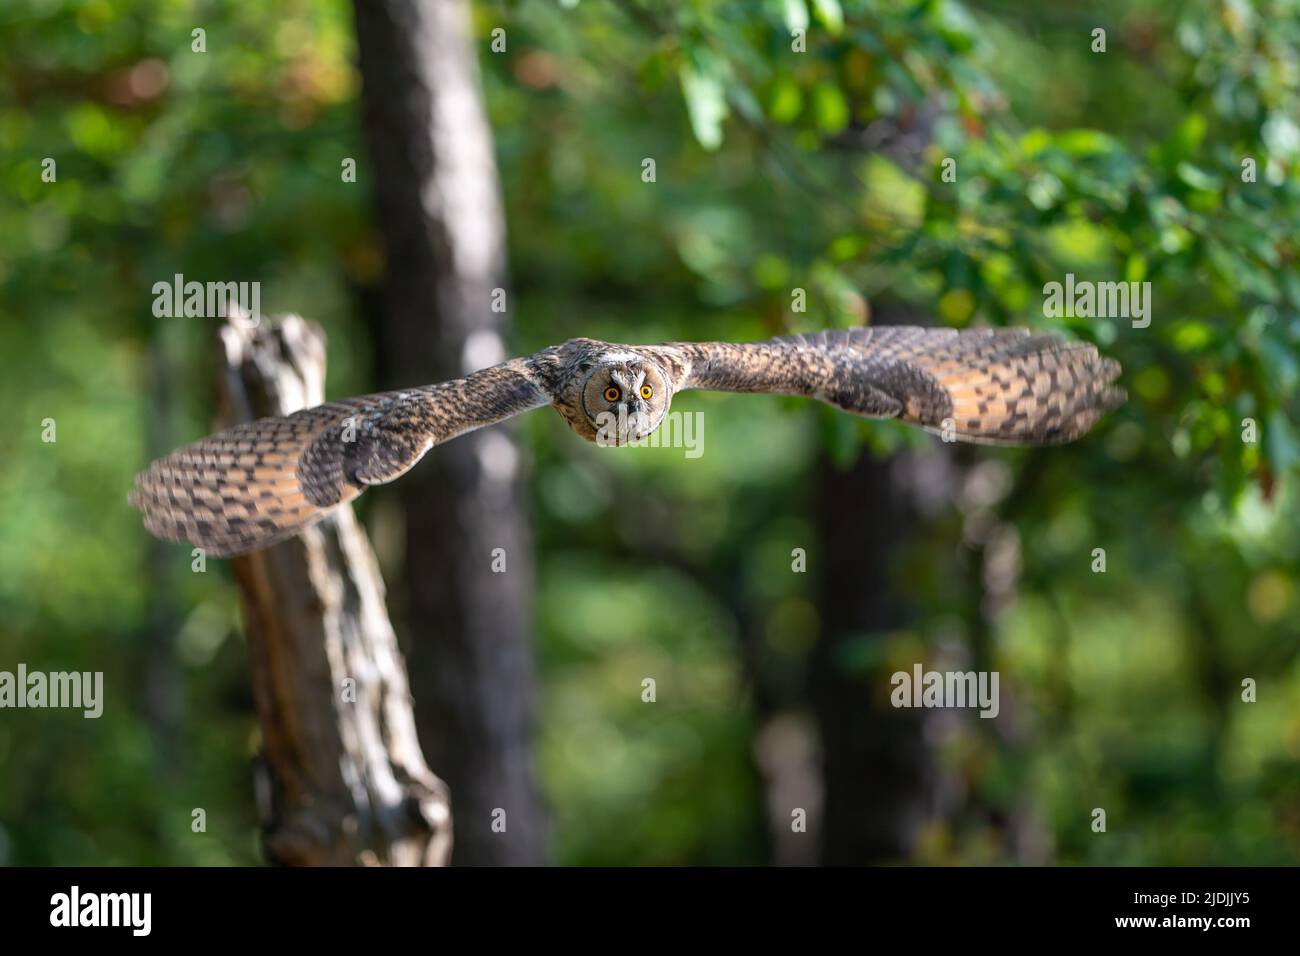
580 355 671 446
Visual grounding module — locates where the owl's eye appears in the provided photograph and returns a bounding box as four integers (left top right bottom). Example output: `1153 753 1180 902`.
603 385 622 403
640 384 653 400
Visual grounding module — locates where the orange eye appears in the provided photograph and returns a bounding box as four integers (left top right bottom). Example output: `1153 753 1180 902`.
640 384 653 400
603 385 621 402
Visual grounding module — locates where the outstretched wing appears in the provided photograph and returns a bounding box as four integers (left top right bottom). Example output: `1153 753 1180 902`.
130 359 549 557
668 326 1124 445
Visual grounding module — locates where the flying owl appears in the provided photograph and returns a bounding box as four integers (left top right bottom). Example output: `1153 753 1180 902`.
130 326 1124 557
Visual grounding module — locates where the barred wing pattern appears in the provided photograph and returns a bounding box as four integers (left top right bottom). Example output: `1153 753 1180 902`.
673 326 1124 445
129 361 548 557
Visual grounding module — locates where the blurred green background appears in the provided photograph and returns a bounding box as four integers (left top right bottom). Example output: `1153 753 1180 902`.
1 0 1298 865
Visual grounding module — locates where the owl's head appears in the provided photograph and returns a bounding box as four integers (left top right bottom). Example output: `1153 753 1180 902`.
577 352 672 446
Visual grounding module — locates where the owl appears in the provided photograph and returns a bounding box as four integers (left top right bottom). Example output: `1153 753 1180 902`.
131 326 1124 557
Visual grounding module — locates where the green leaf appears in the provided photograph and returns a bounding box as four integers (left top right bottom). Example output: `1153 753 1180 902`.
1176 162 1219 191
768 73 803 123
680 57 729 151
811 0 844 35
1125 253 1147 283
812 82 849 134
781 0 809 33
1055 129 1120 157
1171 113 1207 158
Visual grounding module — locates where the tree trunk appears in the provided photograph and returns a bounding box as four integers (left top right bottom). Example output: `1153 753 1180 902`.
218 313 451 867
808 304 961 864
352 0 546 865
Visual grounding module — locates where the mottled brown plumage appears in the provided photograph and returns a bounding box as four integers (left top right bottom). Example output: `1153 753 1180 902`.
131 326 1124 557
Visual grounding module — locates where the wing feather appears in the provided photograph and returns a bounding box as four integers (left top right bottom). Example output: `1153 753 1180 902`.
674 326 1124 445
130 359 549 557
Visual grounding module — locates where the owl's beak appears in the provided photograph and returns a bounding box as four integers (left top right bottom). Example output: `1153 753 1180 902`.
626 400 654 439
